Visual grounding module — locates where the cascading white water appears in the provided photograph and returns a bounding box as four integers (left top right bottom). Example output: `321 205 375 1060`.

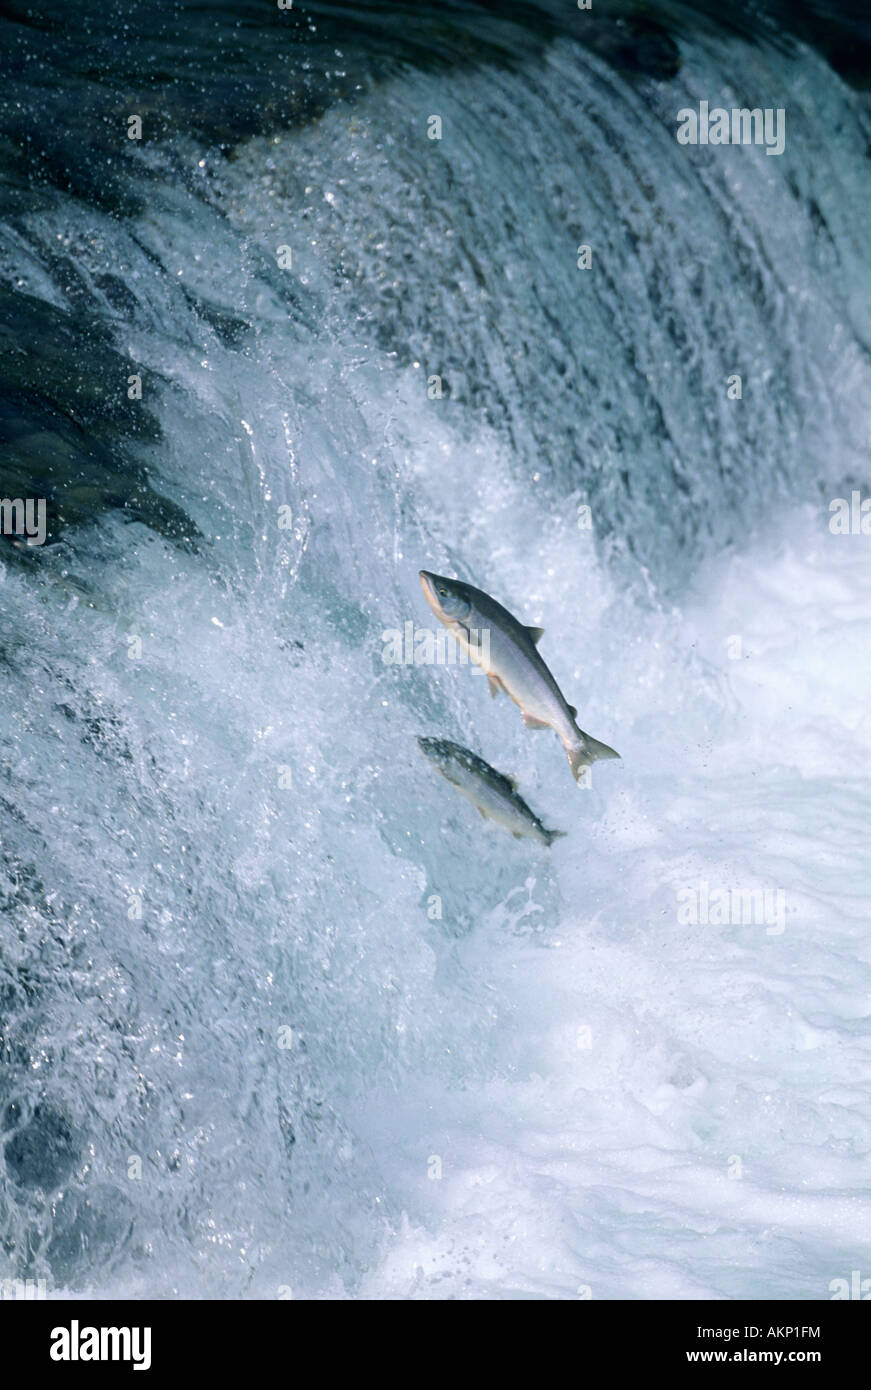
1 18 870 1298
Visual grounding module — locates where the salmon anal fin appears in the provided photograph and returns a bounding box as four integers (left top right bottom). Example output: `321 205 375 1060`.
522 711 550 730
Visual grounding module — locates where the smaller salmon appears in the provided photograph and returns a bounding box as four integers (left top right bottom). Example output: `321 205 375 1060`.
417 736 566 847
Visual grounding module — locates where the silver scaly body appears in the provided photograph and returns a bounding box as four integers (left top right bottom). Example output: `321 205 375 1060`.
419 571 619 782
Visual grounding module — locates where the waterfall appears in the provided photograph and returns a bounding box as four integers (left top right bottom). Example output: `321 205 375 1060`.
1 1 870 1298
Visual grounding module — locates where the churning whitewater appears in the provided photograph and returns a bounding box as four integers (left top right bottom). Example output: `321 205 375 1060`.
1 3 871 1300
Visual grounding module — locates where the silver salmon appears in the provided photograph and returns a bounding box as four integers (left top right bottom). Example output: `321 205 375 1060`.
419 570 619 783
417 736 565 846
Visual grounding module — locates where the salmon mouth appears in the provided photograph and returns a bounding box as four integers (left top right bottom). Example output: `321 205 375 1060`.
419 570 442 614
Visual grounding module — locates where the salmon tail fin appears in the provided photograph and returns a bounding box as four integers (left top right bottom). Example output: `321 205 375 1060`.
567 732 620 780
543 828 567 847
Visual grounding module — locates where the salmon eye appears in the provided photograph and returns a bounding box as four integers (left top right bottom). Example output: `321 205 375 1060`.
438 588 447 595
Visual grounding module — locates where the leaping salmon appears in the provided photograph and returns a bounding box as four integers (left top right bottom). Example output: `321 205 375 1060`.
419 570 619 783
417 737 565 846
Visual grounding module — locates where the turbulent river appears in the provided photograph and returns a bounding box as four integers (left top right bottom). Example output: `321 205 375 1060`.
1 0 870 1298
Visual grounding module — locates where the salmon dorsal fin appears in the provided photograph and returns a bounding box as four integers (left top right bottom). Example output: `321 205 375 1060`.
568 704 578 720
504 774 519 791
526 626 544 644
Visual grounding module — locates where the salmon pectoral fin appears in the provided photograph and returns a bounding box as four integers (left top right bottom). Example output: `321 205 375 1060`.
487 676 503 699
521 711 550 730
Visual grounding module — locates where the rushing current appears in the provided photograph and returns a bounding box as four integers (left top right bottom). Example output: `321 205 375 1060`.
1 0 870 1298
